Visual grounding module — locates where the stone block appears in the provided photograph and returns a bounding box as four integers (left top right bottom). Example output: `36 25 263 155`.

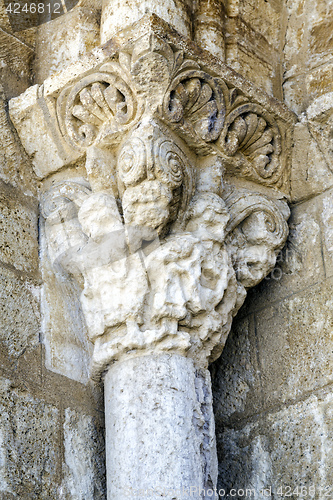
0 97 36 195
283 1 333 111
0 30 33 99
0 377 60 498
254 278 333 406
216 390 333 497
227 0 283 50
59 408 106 499
225 16 279 97
283 0 307 79
0 187 38 273
41 249 92 385
291 121 333 203
0 267 40 360
212 314 262 423
306 62 333 104
283 75 307 115
216 421 273 497
226 42 275 96
34 7 100 83
267 392 333 494
318 188 333 278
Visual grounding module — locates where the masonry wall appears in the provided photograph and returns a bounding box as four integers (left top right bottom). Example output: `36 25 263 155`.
213 0 333 496
0 3 106 498
1 0 332 498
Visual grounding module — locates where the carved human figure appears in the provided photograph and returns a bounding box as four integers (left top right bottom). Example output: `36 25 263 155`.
42 143 289 375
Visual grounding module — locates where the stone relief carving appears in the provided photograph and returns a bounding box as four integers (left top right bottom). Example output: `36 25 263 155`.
41 134 289 378
55 33 286 189
34 31 291 377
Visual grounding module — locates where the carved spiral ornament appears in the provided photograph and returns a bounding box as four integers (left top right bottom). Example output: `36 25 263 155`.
225 191 289 249
154 139 184 188
117 137 146 187
41 181 91 218
57 69 137 150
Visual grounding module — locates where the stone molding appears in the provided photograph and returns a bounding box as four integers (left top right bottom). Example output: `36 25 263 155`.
9 15 295 377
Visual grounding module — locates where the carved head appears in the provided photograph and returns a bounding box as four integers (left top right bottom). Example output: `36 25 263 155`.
116 121 193 237
225 190 290 289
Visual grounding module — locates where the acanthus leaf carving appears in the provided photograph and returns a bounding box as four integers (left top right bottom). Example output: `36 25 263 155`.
57 66 139 151
162 66 226 143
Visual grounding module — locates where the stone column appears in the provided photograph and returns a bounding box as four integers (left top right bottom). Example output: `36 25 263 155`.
194 0 225 60
9 17 295 500
104 354 217 498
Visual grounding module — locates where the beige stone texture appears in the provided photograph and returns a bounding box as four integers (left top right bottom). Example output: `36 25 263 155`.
6 14 294 498
241 196 324 312
34 5 101 84
226 0 284 50
0 266 39 360
212 314 262 422
217 390 333 497
224 0 285 98
0 93 36 195
254 279 333 406
283 0 333 113
101 0 192 42
3 0 333 498
0 184 38 273
317 188 333 279
0 377 60 498
60 408 106 499
0 5 106 496
291 120 333 203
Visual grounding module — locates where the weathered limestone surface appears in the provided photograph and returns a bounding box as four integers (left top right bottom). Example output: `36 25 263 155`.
0 4 106 498
105 354 217 498
8 10 294 497
213 1 333 495
1 0 333 498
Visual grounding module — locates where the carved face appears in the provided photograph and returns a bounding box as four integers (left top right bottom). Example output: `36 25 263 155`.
117 122 191 237
232 211 282 288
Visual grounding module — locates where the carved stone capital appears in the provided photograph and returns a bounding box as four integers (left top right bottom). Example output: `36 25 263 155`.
9 15 295 376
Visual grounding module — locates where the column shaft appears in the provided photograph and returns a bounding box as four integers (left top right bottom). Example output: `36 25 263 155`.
104 354 218 499
194 0 225 60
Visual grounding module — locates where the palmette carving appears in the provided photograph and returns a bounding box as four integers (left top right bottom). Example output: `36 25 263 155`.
55 33 286 188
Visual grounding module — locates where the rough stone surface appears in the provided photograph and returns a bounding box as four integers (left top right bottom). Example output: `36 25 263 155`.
0 377 60 499
104 354 217 499
0 186 38 273
212 315 262 423
29 23 291 495
101 0 192 42
0 7 107 497
2 1 333 499
216 390 333 497
0 266 40 360
34 6 101 83
60 408 106 499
